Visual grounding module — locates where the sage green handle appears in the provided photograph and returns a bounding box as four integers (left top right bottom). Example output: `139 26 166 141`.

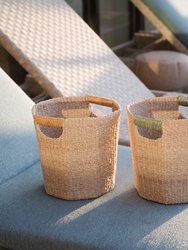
133 96 188 131
177 96 188 106
133 116 162 131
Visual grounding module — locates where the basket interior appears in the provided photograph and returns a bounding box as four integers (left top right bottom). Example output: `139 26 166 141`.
35 99 106 138
129 98 185 139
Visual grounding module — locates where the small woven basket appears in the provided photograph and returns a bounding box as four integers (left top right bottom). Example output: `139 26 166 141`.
127 96 188 204
33 96 120 200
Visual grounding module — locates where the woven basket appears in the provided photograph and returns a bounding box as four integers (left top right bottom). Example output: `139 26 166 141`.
127 96 188 204
32 96 120 200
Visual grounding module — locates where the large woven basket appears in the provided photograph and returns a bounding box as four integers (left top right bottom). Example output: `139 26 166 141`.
32 96 120 200
127 96 188 204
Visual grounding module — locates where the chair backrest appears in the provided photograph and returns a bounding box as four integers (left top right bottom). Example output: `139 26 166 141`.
0 68 39 184
0 0 153 109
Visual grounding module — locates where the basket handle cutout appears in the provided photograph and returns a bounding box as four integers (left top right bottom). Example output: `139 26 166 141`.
38 126 63 139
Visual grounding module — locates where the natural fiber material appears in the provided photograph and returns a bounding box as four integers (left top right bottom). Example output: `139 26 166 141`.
33 96 120 200
127 96 188 204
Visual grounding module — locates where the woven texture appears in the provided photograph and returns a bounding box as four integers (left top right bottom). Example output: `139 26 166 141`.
0 0 153 145
127 96 188 204
33 96 120 200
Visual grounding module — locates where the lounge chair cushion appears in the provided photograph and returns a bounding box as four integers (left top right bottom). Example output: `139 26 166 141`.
1 58 188 249
1 146 188 250
0 68 38 184
142 0 188 47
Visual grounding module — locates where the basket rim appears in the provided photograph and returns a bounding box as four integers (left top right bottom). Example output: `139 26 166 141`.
32 95 120 127
127 95 188 131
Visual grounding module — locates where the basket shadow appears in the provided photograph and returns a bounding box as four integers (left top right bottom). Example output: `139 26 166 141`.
55 187 188 249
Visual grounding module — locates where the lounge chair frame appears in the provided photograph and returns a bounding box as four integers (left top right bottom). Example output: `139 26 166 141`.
131 0 188 55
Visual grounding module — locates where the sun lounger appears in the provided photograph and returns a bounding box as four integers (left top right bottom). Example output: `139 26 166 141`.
0 0 154 145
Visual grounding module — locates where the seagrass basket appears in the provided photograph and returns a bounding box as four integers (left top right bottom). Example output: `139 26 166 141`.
127 96 188 204
32 96 120 200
